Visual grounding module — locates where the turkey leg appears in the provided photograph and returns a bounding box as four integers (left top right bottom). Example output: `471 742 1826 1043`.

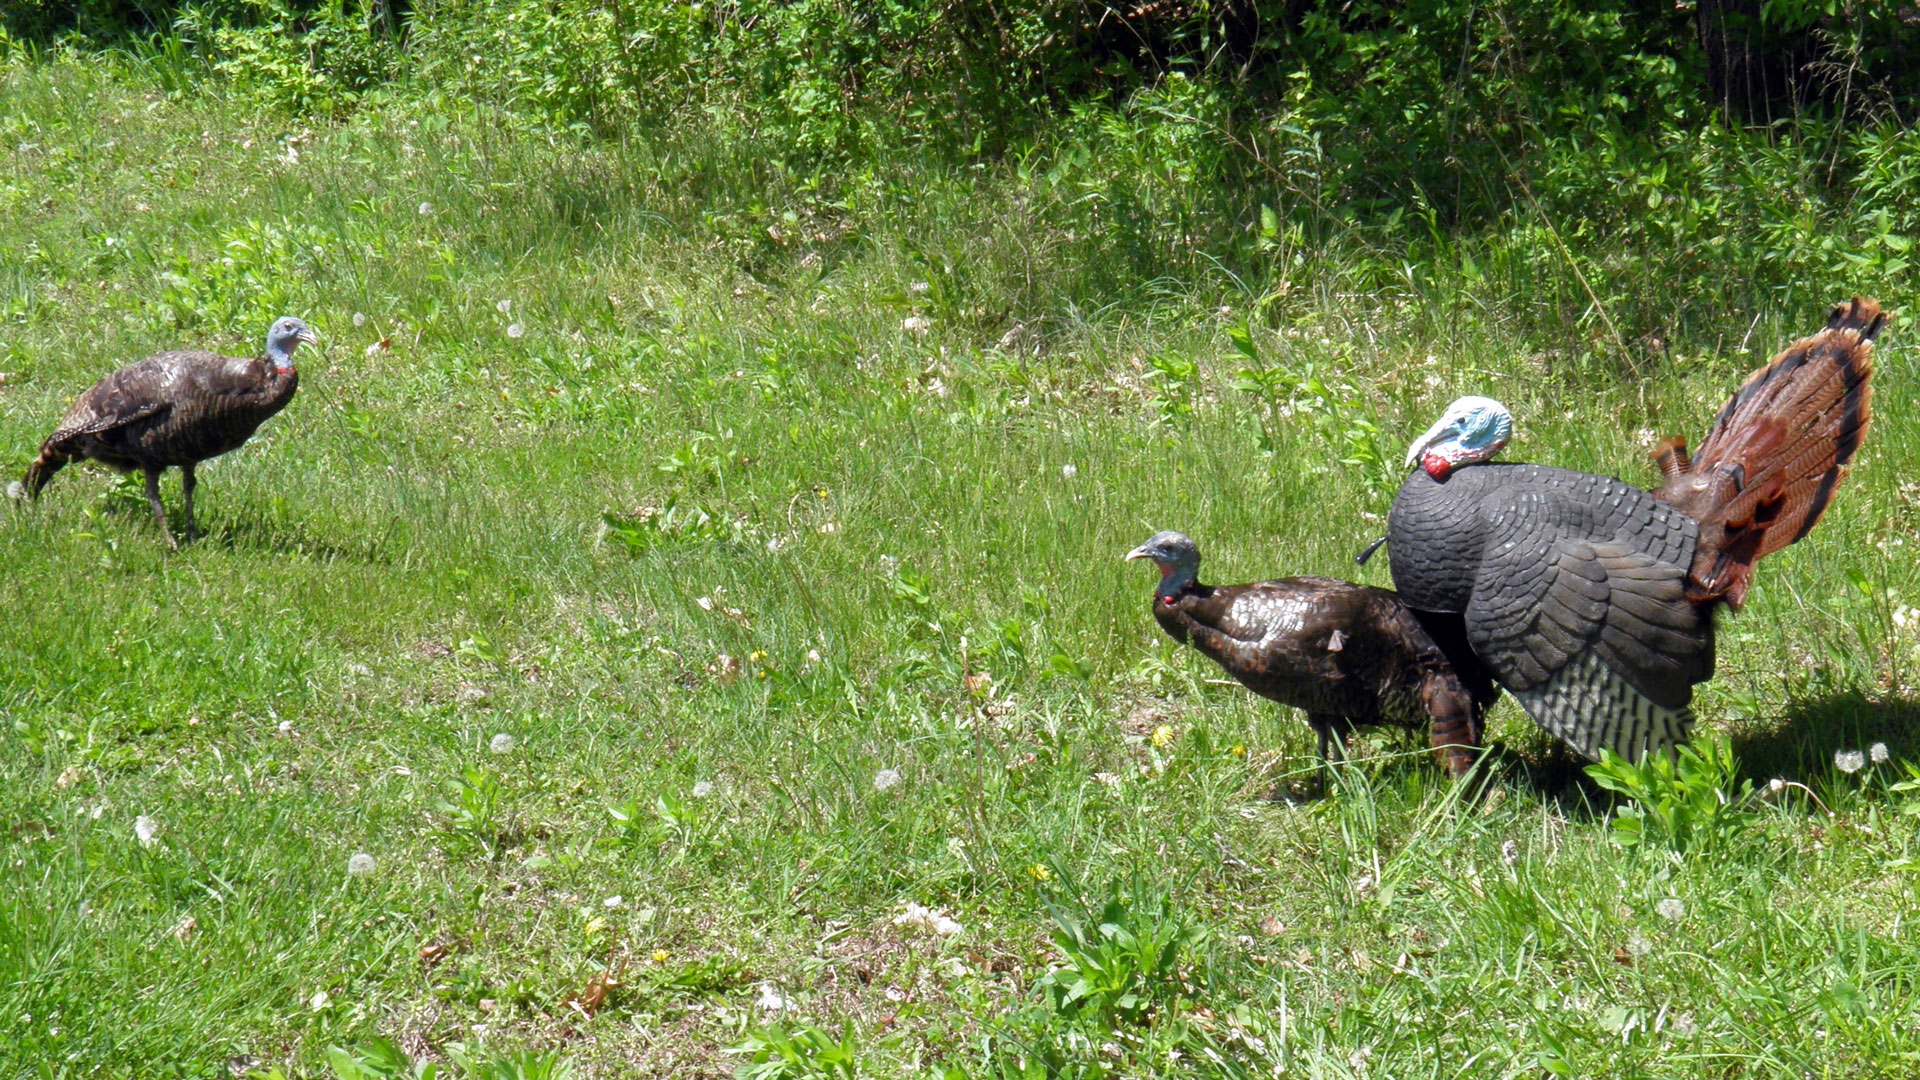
143 468 175 548
180 464 197 543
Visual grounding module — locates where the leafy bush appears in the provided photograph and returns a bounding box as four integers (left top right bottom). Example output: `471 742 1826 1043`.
1035 881 1202 1025
1586 734 1755 855
726 1022 860 1080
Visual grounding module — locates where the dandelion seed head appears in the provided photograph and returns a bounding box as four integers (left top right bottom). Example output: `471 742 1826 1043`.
1501 839 1520 864
1835 749 1866 774
1060 463 1078 480
691 781 714 798
496 299 512 314
1871 742 1890 763
1656 897 1685 921
1626 932 1653 958
278 719 294 735
1671 1011 1697 1036
347 853 377 876
1768 777 1787 793
6 481 24 501
417 201 432 216
489 733 516 755
873 767 902 792
506 322 525 339
352 312 367 327
134 815 159 847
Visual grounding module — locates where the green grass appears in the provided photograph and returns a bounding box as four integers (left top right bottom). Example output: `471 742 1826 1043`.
3 56 1920 1079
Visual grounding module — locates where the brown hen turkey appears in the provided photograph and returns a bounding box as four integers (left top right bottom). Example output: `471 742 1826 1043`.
1128 531 1497 779
22 316 315 546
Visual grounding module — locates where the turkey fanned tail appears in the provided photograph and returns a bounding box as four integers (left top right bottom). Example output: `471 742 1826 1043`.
1657 296 1882 608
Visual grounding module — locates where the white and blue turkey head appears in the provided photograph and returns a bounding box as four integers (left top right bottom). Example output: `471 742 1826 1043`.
265 316 320 371
1126 530 1201 598
1403 396 1512 480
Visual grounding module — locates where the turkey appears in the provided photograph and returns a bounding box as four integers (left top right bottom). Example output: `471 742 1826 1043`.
1386 298 1883 762
1127 531 1497 779
21 316 316 546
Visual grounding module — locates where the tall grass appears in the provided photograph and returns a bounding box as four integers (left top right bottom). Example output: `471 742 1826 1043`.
0 54 1917 1077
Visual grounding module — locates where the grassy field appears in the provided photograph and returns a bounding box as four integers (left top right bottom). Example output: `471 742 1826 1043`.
3 56 1920 1078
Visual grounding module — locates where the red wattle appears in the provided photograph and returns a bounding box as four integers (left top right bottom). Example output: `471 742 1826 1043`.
1421 452 1454 480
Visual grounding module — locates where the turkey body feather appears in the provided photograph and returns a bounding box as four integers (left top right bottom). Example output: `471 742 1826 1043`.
22 317 312 546
36 351 298 471
1388 464 1713 760
1131 532 1495 778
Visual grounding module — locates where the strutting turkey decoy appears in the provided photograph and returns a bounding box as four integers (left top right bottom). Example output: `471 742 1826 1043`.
1127 531 1498 779
1385 298 1884 762
21 316 316 546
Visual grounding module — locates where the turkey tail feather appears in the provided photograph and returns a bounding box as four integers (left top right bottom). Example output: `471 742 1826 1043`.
1657 297 1883 608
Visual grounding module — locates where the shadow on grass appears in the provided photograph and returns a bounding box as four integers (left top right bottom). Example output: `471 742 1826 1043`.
1727 690 1920 784
197 515 395 564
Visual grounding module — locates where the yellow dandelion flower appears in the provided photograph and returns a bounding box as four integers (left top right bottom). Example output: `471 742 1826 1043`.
651 949 669 964
1230 744 1247 757
749 651 768 663
1151 724 1177 748
1027 864 1051 882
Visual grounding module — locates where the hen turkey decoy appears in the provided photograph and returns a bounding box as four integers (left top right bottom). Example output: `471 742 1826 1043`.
1128 531 1496 778
22 316 315 545
1386 298 1884 762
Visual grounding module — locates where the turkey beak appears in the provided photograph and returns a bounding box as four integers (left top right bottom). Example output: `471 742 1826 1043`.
1403 415 1459 470
298 328 320 347
1124 544 1153 562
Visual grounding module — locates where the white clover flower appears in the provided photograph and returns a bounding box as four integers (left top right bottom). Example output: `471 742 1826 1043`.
1060 463 1078 480
756 982 787 1011
692 781 714 798
603 895 624 908
347 853 377 876
1500 839 1519 864
134 815 159 847
310 990 332 1011
902 315 932 335
496 298 512 314
506 322 526 339
1871 742 1890 764
893 902 963 937
1656 897 1685 921
352 312 367 327
1768 777 1787 794
873 768 902 792
278 719 294 735
1670 1012 1698 1037
489 733 516 755
418 201 433 216
1835 749 1866 774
